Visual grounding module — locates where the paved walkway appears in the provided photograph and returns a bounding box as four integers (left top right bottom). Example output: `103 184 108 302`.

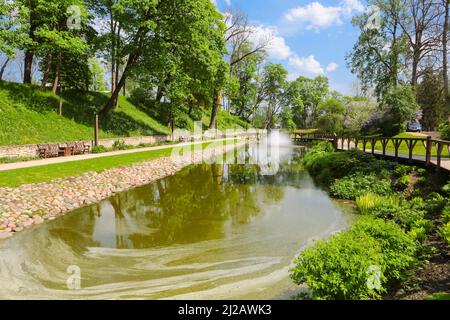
0 138 237 172
339 139 450 172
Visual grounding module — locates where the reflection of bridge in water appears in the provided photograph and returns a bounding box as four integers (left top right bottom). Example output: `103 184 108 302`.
290 132 450 174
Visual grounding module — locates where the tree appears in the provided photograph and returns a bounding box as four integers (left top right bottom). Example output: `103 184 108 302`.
417 67 444 129
398 0 443 89
36 0 90 93
442 0 450 114
289 76 329 128
348 0 407 99
97 0 226 119
316 98 346 133
279 106 296 131
227 41 267 120
89 57 108 92
208 8 270 129
380 85 420 135
260 63 288 130
0 0 28 81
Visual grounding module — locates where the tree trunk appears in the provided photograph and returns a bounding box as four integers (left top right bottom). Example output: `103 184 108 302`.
24 0 37 84
24 51 34 84
40 52 52 91
0 57 10 81
52 51 62 94
444 0 450 113
99 53 137 117
209 91 221 129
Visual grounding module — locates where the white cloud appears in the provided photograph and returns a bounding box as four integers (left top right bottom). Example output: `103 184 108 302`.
326 62 339 72
251 26 292 60
250 26 337 78
288 55 324 77
284 0 364 31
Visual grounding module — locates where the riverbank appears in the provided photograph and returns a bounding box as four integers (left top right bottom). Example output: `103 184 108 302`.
0 140 245 239
292 142 450 300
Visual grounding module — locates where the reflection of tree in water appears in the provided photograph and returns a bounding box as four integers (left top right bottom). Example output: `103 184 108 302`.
52 150 308 249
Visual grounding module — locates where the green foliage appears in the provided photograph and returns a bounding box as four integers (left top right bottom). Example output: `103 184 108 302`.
291 217 420 300
439 122 450 141
355 194 427 231
417 67 445 129
425 292 450 300
316 98 346 133
396 175 410 190
330 174 392 199
112 140 133 151
91 145 108 154
380 85 420 136
439 222 450 245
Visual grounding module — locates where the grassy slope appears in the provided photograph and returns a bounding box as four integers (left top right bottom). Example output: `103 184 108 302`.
0 81 248 146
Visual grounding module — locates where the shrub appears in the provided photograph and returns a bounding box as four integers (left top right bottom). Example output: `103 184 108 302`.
112 140 134 151
355 195 427 231
291 217 420 300
439 122 450 141
425 193 447 214
330 174 392 199
442 205 450 224
91 145 108 154
394 165 413 177
291 229 385 300
440 222 450 245
396 175 410 190
352 217 420 283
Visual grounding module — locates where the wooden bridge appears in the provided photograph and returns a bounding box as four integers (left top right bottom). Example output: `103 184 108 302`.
290 132 450 173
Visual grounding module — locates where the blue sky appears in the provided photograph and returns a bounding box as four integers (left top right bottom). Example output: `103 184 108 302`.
213 0 366 95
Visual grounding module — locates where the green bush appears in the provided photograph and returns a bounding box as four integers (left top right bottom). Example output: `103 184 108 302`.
112 140 134 151
304 149 397 187
291 228 385 300
394 165 413 177
425 193 447 214
440 222 450 245
396 175 410 190
439 122 450 141
355 194 428 231
442 205 450 224
330 174 392 199
352 217 419 283
291 217 420 300
91 145 109 154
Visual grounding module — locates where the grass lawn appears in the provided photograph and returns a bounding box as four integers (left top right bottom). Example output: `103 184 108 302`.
0 81 248 146
0 141 227 188
356 133 450 158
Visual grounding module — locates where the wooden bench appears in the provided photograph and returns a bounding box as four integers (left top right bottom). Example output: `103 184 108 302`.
38 142 91 158
37 144 60 158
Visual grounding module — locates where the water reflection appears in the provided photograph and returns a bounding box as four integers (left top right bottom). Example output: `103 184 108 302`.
0 145 353 300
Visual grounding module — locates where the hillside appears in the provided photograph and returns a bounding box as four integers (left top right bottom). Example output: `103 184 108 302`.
0 81 247 146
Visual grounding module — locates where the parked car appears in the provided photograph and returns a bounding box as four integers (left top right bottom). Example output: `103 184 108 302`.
407 121 422 132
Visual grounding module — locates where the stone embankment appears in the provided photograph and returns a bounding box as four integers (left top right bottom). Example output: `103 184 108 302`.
0 142 242 239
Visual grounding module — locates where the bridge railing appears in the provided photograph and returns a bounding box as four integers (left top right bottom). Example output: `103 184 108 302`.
290 132 450 172
337 136 450 171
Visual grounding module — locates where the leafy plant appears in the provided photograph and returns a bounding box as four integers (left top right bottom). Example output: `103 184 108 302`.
439 222 450 245
396 175 410 190
330 174 392 199
91 145 109 154
291 217 420 300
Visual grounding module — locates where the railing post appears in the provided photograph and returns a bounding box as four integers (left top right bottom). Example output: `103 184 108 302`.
425 136 432 167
